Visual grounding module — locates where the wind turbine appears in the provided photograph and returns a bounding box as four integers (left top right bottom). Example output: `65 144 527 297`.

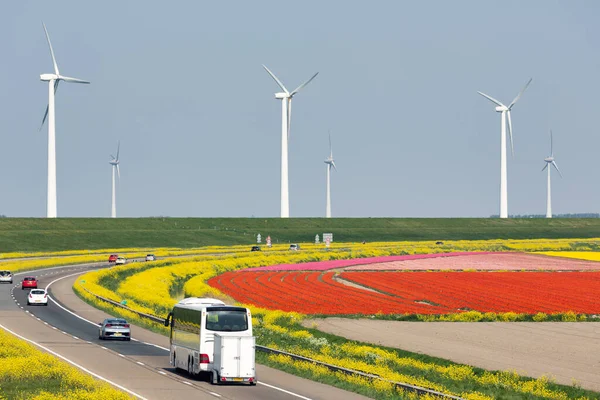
109 142 121 218
478 78 532 218
324 133 336 218
263 65 318 218
39 23 90 218
542 130 562 218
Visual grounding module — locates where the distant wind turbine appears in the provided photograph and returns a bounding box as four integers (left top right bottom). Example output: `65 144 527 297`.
39 23 90 218
109 142 121 218
478 78 532 219
542 131 562 218
263 65 318 218
324 133 336 218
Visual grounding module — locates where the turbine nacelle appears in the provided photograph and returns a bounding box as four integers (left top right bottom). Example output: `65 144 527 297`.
495 105 508 112
544 156 554 163
275 92 289 99
40 73 58 81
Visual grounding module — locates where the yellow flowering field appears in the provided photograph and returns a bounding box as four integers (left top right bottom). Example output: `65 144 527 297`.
0 328 131 399
540 251 600 261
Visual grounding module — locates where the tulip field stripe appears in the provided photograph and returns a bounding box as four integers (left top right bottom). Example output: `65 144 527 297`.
245 252 499 271
209 270 600 315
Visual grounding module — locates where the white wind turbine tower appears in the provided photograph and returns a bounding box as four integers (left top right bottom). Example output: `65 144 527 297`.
263 65 318 218
324 133 337 218
478 78 532 218
39 23 90 218
542 131 562 218
109 142 121 218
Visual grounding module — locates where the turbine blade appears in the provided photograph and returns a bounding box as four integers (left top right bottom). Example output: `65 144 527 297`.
291 72 319 96
110 154 115 160
332 161 337 171
507 111 514 157
542 163 548 172
552 161 562 178
116 141 120 161
550 130 553 157
43 23 60 76
287 98 292 140
262 65 289 94
60 76 90 84
508 78 532 109
39 80 60 130
477 91 504 107
329 133 332 158
117 164 121 180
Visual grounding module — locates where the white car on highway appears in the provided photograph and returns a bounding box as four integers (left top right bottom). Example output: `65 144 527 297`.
145 254 156 262
115 257 127 265
0 270 13 284
27 289 48 306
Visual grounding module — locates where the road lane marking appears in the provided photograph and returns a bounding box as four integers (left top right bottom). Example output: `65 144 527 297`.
136 361 145 366
257 382 313 400
158 371 167 375
0 324 148 400
182 381 192 386
101 346 108 350
118 354 125 358
209 392 222 397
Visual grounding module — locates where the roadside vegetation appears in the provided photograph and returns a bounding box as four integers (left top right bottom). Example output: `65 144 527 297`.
0 329 131 400
3 217 600 251
72 240 600 399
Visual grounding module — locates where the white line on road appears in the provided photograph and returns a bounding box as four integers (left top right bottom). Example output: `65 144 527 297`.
136 361 145 366
158 371 167 375
0 324 148 400
209 392 222 397
258 382 313 400
182 381 192 386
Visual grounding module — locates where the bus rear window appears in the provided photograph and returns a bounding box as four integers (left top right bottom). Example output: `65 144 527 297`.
206 310 248 332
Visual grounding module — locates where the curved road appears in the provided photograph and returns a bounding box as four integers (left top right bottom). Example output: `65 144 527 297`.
0 264 367 400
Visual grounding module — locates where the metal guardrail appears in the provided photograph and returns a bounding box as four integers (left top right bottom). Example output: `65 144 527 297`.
81 286 463 399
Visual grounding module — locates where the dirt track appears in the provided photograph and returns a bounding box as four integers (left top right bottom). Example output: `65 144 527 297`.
304 318 600 391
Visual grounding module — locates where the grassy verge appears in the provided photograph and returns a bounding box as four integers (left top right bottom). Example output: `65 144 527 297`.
0 328 131 400
3 218 600 251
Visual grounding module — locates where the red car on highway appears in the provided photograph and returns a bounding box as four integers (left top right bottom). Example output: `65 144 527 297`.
22 276 38 290
108 254 118 263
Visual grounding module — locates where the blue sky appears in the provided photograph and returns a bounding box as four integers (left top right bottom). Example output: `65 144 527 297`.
1 1 599 217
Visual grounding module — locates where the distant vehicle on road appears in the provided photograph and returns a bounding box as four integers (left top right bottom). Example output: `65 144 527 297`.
145 254 156 261
108 254 118 263
27 289 48 306
250 246 261 252
289 244 300 251
98 318 131 341
115 257 126 265
0 270 13 284
164 298 256 385
21 277 38 290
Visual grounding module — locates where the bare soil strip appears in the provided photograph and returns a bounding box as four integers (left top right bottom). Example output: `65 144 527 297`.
304 318 600 392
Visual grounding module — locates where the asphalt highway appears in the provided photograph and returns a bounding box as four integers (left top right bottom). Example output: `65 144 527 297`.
0 263 368 400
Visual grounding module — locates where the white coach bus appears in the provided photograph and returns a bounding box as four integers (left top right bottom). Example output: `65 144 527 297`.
164 297 255 384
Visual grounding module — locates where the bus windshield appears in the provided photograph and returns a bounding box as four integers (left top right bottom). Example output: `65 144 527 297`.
205 310 248 332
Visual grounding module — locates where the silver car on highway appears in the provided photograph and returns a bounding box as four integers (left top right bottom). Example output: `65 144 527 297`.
98 318 131 341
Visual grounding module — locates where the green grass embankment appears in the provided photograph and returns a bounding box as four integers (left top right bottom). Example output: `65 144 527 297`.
2 218 600 251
